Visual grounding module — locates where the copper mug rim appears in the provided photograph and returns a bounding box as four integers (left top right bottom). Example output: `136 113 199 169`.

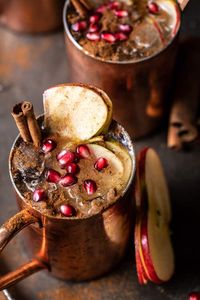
63 0 182 65
8 117 136 221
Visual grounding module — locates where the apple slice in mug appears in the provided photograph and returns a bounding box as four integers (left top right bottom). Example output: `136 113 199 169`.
105 141 133 186
43 83 113 141
134 148 174 284
75 143 125 200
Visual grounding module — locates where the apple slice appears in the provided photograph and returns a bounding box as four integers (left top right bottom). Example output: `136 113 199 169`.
140 213 174 283
134 148 174 284
105 141 133 189
43 83 113 141
136 148 171 223
145 148 171 223
135 217 161 284
156 0 181 37
135 219 149 285
77 143 125 199
135 147 148 210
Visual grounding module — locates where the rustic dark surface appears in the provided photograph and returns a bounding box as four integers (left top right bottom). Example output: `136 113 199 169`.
0 1 200 299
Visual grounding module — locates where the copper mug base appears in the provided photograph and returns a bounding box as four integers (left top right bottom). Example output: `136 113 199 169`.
0 0 65 33
0 120 135 289
63 0 180 138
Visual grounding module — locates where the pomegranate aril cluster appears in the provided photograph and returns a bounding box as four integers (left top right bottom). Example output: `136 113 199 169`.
71 1 133 43
33 139 110 215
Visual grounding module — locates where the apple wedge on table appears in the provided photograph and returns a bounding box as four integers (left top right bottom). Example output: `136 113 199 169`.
134 148 174 285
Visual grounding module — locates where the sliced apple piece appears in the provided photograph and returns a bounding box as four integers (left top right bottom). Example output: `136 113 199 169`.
135 147 148 210
43 84 113 141
135 219 149 285
105 141 133 189
141 214 174 282
134 148 174 284
145 148 171 223
156 0 181 37
135 148 171 223
77 143 125 200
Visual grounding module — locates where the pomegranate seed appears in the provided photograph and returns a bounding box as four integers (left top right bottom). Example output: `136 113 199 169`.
45 169 61 183
119 24 133 33
71 21 87 32
76 145 90 159
33 188 47 202
60 204 76 217
148 2 159 14
94 157 109 171
84 179 97 195
65 162 79 174
57 150 76 167
96 4 107 13
101 32 116 43
114 10 128 17
88 23 100 33
42 139 57 153
89 14 101 24
108 1 120 9
86 32 100 41
59 174 77 187
189 292 200 300
115 32 128 41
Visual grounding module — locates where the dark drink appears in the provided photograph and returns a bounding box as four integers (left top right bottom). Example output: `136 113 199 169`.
11 84 134 219
67 0 180 61
64 0 181 138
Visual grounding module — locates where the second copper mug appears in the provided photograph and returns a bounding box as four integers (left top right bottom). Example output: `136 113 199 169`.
63 0 181 138
0 0 65 33
0 120 135 290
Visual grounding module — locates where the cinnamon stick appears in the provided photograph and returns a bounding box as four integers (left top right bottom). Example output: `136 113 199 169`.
71 0 88 18
79 0 92 10
11 103 32 143
167 39 200 150
21 101 41 148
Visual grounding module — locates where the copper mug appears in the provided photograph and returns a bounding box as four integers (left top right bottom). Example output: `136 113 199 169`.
63 0 181 138
0 119 135 290
0 0 65 33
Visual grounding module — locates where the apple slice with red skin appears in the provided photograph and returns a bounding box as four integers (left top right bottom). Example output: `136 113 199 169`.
135 217 162 284
134 147 174 284
135 219 149 285
135 147 148 210
135 147 171 223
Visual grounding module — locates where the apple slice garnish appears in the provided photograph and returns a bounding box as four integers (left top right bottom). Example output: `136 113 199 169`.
156 0 181 37
77 143 125 199
134 148 174 284
105 141 133 188
43 83 113 141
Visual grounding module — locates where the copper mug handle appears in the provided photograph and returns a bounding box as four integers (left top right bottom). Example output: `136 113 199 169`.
0 209 47 290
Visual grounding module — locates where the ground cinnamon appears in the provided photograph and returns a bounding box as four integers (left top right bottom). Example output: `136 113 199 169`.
21 101 41 148
11 103 32 143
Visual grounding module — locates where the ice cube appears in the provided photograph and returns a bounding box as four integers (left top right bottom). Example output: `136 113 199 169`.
131 18 163 52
